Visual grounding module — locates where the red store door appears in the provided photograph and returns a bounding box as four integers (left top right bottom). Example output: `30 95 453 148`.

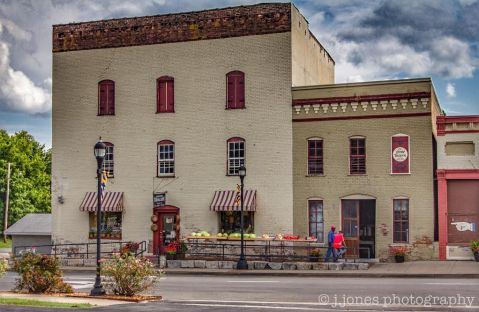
153 205 180 255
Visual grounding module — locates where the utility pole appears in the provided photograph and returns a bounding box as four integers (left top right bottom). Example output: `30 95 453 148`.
3 163 11 243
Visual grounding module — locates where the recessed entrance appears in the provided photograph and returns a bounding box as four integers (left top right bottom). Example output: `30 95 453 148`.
341 199 376 258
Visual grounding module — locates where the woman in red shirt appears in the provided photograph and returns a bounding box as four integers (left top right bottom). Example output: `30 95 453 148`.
333 230 346 261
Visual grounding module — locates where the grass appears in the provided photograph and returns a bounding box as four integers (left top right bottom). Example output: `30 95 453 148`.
0 239 12 249
0 297 93 309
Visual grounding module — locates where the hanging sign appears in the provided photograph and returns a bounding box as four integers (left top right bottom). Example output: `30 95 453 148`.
153 192 166 207
391 135 410 174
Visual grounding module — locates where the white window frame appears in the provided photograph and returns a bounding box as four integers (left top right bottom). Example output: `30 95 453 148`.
158 142 175 177
227 139 245 175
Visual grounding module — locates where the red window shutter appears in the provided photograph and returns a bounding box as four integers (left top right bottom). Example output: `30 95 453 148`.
99 84 106 115
107 83 115 115
158 80 166 112
237 74 245 108
167 80 174 112
227 75 235 108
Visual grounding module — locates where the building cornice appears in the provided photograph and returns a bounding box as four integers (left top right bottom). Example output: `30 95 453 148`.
437 115 479 136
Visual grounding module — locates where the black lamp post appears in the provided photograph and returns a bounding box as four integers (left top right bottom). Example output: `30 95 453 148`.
236 165 248 270
91 139 106 296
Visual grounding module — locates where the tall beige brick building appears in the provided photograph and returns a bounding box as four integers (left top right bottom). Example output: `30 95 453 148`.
52 3 443 259
51 3 334 253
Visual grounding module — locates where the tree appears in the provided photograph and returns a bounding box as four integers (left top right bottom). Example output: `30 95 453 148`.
0 130 51 232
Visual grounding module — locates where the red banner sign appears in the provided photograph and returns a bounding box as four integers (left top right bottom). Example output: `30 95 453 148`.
391 135 409 174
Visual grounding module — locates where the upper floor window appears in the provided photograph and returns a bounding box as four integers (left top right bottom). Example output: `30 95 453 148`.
308 138 323 175
158 140 175 176
393 198 409 243
157 76 174 113
103 142 114 177
226 71 245 109
308 199 324 242
227 137 245 175
98 80 115 115
350 137 366 175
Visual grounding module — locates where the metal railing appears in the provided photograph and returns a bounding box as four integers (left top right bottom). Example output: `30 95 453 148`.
161 240 349 262
13 240 148 260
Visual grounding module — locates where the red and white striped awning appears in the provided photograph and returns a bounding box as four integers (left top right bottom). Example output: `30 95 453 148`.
209 190 256 212
79 192 124 212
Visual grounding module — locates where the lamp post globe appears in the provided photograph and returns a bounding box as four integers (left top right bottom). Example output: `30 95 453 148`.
91 138 106 296
237 165 248 270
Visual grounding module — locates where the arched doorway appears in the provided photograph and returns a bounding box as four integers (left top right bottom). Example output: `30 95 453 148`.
152 205 180 255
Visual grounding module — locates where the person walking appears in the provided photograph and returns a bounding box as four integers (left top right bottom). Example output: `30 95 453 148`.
333 230 346 262
324 225 336 262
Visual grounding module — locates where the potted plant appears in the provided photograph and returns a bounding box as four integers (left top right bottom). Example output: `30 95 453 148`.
165 242 178 260
390 245 409 263
471 240 479 262
308 249 320 262
176 241 188 260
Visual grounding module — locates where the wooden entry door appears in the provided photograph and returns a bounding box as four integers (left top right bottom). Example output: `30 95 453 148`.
153 205 180 255
341 200 359 258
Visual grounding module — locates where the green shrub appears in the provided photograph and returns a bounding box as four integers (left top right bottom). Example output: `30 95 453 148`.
13 251 72 293
0 258 7 278
102 253 161 296
471 240 479 252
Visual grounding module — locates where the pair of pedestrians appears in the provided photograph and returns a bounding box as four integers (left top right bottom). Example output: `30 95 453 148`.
324 225 346 262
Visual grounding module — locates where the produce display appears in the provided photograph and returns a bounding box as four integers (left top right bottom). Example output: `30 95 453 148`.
188 232 315 241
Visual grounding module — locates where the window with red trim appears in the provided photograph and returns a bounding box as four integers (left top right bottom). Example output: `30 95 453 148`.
227 137 245 175
157 76 174 113
98 80 115 115
308 200 324 242
308 139 323 175
350 137 366 174
226 71 245 109
102 142 114 177
158 140 174 176
393 199 409 243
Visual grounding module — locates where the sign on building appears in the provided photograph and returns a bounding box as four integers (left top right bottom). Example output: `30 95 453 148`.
153 192 166 207
391 135 410 174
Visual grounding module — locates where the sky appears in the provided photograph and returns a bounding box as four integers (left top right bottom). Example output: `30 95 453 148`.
0 0 478 148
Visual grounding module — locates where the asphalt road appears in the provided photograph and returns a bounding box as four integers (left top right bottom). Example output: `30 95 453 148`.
1 272 478 311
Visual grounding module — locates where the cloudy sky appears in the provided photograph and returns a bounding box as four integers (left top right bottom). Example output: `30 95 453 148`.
0 0 478 148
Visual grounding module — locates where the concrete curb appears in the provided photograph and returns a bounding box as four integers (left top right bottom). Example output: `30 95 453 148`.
163 269 479 278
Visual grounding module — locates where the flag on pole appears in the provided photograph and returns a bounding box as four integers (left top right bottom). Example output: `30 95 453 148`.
234 184 241 205
101 170 108 200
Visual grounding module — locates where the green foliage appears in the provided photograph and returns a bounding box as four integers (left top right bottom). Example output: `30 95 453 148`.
471 240 479 252
0 238 12 248
0 258 7 278
0 298 92 308
12 251 72 293
102 253 161 296
0 130 51 232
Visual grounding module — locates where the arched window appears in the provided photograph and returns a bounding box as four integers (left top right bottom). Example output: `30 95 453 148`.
349 136 366 174
103 142 114 177
308 198 324 242
227 137 245 175
226 71 245 109
98 80 115 115
307 137 323 175
393 197 409 243
158 140 175 176
157 76 174 113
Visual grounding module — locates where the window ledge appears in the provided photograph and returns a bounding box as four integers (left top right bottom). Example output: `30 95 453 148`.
348 174 367 176
306 174 325 177
225 107 246 110
390 173 411 175
97 114 115 116
156 111 175 114
226 174 240 177
156 175 175 178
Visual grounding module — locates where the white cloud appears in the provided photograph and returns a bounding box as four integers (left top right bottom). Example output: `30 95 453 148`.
446 83 456 98
0 40 51 114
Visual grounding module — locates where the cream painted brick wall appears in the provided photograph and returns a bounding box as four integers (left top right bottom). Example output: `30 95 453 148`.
52 32 294 243
293 115 435 255
437 133 479 169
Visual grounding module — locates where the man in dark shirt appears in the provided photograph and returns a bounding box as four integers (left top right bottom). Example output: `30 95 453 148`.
324 225 336 262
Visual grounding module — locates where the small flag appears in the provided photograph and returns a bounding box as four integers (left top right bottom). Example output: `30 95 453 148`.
234 184 241 205
101 170 108 199
236 184 241 193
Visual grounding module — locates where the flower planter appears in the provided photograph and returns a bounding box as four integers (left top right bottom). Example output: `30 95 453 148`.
474 251 479 262
394 255 405 263
308 255 319 262
166 254 177 260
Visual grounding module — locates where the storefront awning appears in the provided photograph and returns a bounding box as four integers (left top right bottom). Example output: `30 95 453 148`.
79 192 124 212
209 190 256 212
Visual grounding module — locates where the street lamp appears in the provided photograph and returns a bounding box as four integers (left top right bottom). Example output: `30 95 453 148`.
236 165 248 270
91 139 106 296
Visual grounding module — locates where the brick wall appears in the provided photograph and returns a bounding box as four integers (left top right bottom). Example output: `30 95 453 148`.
52 3 291 52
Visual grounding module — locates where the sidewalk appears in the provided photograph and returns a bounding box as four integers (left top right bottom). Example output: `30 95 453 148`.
62 261 479 278
0 292 129 306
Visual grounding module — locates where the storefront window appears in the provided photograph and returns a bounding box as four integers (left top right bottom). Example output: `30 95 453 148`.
393 199 409 243
219 211 254 233
89 212 122 240
308 200 324 242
